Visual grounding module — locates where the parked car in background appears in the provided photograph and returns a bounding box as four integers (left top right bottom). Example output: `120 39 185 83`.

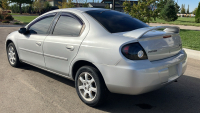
5 8 187 107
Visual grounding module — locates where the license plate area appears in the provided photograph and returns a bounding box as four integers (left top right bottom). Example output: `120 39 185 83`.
168 64 179 82
169 65 177 77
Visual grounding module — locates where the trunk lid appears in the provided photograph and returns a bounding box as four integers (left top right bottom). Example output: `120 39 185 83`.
123 26 182 61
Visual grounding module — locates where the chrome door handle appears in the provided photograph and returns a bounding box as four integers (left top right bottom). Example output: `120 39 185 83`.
66 45 74 51
36 42 42 46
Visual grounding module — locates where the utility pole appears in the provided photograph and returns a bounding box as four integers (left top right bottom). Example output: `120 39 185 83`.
113 0 115 10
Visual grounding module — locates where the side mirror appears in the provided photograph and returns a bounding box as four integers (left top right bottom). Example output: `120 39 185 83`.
18 28 27 34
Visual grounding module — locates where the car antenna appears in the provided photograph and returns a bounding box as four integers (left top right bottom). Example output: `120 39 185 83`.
100 10 110 14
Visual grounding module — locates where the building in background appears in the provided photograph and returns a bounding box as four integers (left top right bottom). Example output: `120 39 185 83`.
89 0 138 12
49 0 138 12
49 0 63 7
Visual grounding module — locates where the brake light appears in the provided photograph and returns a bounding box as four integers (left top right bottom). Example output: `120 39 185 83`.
122 42 148 60
163 35 171 38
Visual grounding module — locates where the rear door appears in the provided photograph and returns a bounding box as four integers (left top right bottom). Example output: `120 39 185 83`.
17 13 57 68
43 12 86 75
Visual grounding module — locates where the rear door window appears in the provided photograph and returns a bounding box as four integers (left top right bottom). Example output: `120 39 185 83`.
86 10 149 33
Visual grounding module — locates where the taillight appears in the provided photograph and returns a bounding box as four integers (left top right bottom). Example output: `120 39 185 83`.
122 42 148 60
163 35 171 38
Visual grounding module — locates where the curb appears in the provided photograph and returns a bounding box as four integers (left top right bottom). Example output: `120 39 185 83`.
0 25 25 27
184 48 200 61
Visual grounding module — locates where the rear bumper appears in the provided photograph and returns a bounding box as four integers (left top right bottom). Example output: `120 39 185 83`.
95 49 187 95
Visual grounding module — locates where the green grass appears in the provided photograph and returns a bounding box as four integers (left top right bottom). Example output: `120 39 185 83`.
14 16 38 24
180 29 200 51
151 17 200 27
8 13 21 16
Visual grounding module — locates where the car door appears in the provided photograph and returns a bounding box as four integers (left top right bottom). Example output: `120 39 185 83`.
43 12 86 75
17 13 57 68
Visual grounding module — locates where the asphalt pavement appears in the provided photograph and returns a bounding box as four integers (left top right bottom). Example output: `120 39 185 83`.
0 27 200 113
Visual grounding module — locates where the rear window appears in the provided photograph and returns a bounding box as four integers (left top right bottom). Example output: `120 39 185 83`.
86 10 149 33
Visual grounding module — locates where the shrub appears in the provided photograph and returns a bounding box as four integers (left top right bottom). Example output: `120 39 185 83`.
0 7 2 14
193 8 197 15
160 0 178 22
195 2 200 23
4 14 13 21
2 20 9 23
14 22 20 24
10 4 20 13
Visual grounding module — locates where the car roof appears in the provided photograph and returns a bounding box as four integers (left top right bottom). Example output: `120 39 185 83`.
53 8 108 13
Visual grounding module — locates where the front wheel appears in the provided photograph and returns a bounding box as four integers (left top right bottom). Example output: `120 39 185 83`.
75 66 108 107
7 43 21 67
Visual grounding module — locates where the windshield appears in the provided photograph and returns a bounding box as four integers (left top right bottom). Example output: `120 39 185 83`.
85 10 149 33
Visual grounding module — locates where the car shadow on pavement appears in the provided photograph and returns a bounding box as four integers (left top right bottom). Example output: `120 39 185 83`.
95 75 200 112
20 64 75 88
20 64 200 112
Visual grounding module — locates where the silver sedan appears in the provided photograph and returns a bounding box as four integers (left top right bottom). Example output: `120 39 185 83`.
5 8 187 106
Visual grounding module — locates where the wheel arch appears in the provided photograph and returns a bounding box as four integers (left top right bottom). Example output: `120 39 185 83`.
6 40 13 49
71 60 105 82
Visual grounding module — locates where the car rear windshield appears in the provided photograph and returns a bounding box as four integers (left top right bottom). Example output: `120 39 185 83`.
85 10 149 33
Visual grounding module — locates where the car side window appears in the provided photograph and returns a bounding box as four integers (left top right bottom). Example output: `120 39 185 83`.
53 14 83 36
29 15 55 34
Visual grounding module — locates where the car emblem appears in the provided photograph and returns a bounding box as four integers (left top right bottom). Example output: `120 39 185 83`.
148 50 157 53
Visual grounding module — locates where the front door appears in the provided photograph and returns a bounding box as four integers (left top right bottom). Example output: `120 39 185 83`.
17 13 56 68
43 12 86 75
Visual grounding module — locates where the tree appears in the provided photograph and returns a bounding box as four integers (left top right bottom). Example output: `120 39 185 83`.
0 0 2 8
9 0 33 14
123 0 161 23
33 0 44 14
83 2 88 7
175 2 180 13
193 8 197 15
195 2 200 23
160 0 178 22
1 0 9 10
57 0 74 8
187 5 189 14
181 4 186 14
104 4 110 9
156 0 168 13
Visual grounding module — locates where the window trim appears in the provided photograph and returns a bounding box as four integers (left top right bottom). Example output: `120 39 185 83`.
50 12 85 37
26 12 58 35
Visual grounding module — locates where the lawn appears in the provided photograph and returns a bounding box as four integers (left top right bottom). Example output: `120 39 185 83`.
9 13 21 16
151 17 200 27
14 16 38 24
180 29 200 51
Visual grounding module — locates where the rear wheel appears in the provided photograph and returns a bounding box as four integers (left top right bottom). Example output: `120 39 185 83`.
75 66 108 107
7 43 21 67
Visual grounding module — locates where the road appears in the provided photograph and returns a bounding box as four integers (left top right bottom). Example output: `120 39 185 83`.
0 27 200 113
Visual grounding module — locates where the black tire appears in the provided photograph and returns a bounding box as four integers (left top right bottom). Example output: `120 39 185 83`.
7 42 21 67
75 66 108 107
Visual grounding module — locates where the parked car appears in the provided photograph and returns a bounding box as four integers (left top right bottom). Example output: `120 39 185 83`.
5 8 187 107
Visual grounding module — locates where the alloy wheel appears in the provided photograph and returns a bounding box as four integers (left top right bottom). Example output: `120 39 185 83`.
78 72 97 101
8 46 16 65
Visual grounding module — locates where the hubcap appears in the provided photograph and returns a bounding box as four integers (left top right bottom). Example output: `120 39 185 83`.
8 46 16 65
78 72 97 101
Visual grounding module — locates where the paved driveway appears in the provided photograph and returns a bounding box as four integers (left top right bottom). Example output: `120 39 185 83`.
0 27 200 113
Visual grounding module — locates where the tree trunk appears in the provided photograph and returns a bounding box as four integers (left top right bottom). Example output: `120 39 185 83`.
19 3 22 14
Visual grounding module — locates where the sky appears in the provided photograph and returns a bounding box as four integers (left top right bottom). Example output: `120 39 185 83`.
176 0 199 12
